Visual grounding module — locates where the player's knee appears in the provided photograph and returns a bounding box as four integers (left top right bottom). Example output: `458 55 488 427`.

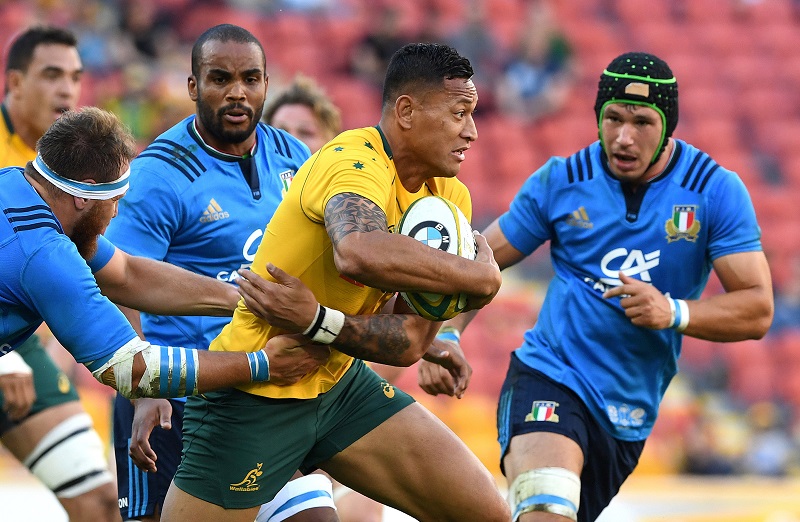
63 482 120 522
509 467 581 522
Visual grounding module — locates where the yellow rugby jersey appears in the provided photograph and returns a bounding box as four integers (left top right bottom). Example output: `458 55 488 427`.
211 126 472 399
0 104 36 168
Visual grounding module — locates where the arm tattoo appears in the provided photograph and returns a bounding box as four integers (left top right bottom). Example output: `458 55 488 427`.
333 314 412 365
325 192 388 248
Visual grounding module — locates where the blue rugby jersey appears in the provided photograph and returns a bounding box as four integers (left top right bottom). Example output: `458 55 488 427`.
0 167 135 360
105 115 310 351
499 139 762 440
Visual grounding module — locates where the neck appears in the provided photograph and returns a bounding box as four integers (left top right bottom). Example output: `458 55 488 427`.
378 117 428 193
4 100 40 150
640 138 674 184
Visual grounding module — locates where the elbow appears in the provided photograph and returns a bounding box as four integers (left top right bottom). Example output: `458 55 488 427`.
745 298 774 340
334 248 376 286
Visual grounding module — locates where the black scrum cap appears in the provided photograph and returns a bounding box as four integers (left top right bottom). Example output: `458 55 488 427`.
595 52 678 163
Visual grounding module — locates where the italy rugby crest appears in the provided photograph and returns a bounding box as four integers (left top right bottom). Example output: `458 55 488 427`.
525 401 560 423
665 205 701 242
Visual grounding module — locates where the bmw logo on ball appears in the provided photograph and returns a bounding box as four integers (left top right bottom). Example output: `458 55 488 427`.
408 221 450 251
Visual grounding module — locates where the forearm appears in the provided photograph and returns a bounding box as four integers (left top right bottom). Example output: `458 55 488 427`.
680 288 773 342
336 232 500 297
91 339 266 398
441 309 479 335
329 313 439 367
104 256 239 316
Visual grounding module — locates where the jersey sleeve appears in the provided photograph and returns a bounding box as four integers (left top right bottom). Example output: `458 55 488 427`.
498 158 557 255
21 239 137 364
86 234 116 273
706 170 762 261
300 149 393 222
104 166 184 260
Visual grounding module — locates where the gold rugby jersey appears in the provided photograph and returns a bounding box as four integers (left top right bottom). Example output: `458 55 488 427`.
210 126 472 398
0 105 36 168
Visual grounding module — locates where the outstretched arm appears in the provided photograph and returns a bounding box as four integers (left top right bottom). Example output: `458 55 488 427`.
94 247 239 317
91 334 330 399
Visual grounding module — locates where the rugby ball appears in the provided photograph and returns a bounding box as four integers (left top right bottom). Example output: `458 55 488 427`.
397 195 477 321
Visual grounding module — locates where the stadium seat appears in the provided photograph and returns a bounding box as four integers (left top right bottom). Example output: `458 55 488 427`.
680 0 735 24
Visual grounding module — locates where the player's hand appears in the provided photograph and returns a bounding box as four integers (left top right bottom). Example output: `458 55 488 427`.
237 264 319 332
129 398 173 473
464 232 502 312
603 272 673 329
264 334 330 386
420 337 472 398
0 352 35 421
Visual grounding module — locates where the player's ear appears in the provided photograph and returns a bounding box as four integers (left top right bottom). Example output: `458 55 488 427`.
188 75 198 101
395 94 413 130
73 195 90 210
6 70 23 94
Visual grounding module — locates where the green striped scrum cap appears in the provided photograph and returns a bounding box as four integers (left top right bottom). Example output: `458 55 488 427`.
595 52 678 163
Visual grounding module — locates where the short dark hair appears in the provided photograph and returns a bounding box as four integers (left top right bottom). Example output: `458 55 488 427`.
190 24 265 78
381 43 473 107
5 26 77 73
262 74 341 138
31 107 137 192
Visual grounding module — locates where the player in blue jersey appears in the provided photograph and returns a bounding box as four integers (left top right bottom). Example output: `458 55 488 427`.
434 52 774 521
0 106 329 520
105 24 339 522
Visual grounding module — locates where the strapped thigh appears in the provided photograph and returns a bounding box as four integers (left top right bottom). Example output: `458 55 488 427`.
23 413 113 498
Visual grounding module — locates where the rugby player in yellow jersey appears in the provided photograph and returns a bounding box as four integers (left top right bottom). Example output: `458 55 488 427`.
163 43 511 522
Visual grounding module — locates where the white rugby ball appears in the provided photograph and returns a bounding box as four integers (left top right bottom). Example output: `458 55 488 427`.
397 195 477 321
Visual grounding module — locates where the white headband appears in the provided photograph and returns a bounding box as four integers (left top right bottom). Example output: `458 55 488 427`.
32 155 130 200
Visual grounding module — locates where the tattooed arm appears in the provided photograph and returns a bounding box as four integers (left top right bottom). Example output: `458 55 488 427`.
325 193 502 307
236 264 438 366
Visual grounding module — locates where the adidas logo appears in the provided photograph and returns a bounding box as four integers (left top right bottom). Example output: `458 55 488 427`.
200 198 230 223
566 206 593 229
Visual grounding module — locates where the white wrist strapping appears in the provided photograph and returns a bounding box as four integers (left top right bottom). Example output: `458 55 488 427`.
668 297 690 332
0 350 33 376
302 304 345 344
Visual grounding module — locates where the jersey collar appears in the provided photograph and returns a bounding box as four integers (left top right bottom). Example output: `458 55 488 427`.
374 125 392 160
1 103 14 135
188 117 258 162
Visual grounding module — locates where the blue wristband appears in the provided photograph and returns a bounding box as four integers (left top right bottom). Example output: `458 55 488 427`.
436 327 461 343
670 298 682 329
246 351 270 382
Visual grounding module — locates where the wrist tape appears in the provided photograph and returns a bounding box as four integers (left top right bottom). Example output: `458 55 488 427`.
668 298 690 332
246 351 270 382
436 326 461 343
302 304 345 344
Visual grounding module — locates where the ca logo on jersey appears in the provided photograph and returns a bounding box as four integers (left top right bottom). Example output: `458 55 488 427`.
600 248 661 285
665 205 701 242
